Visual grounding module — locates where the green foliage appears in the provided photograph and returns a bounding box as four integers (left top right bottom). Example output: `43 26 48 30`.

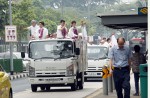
0 0 9 37
40 19 57 34
0 0 142 41
12 0 36 40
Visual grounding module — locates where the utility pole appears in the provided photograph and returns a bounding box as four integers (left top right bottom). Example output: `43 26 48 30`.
61 0 63 19
88 0 91 34
9 0 14 75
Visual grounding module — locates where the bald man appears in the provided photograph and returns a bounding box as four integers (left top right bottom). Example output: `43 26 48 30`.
108 37 132 98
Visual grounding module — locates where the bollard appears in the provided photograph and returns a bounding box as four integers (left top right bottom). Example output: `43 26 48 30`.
112 76 115 90
111 66 115 90
107 66 113 92
102 65 109 95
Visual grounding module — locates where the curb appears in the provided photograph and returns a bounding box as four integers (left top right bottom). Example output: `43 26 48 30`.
9 73 29 80
84 88 103 98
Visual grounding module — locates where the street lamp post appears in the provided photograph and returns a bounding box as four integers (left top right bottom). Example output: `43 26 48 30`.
88 0 91 35
61 0 63 19
9 0 14 75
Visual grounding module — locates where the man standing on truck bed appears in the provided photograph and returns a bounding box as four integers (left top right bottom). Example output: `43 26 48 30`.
27 20 39 40
56 20 68 39
36 21 49 40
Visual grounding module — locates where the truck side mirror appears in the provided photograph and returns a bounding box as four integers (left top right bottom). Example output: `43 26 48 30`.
75 48 80 55
21 52 25 58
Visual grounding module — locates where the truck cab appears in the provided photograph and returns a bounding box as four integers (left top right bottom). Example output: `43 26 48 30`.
84 44 109 81
22 39 87 92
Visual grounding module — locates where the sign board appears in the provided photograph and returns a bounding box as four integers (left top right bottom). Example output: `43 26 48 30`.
5 26 17 42
138 7 147 15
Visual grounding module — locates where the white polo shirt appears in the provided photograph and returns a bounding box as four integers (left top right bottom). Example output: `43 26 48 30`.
28 25 39 36
56 25 67 38
35 27 48 40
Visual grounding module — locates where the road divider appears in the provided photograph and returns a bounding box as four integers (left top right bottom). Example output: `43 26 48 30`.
9 73 28 80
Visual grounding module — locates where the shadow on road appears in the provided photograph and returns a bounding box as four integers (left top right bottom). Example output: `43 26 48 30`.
36 88 76 92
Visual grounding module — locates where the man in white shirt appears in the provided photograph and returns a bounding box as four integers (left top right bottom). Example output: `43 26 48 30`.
77 21 87 41
110 34 118 47
56 20 68 39
27 20 39 40
36 21 48 40
100 39 109 47
68 21 78 39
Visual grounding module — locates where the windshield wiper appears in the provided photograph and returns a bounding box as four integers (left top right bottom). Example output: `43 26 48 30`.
88 57 96 60
54 55 73 61
34 57 54 61
94 57 107 60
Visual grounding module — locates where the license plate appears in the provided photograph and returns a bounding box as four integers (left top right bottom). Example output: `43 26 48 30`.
46 78 60 81
87 72 97 76
97 73 101 75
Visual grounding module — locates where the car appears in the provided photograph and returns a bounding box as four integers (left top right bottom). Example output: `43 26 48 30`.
84 44 109 81
0 52 29 71
0 65 13 98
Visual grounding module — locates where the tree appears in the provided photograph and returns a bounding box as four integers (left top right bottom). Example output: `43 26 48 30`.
0 0 9 37
12 0 36 41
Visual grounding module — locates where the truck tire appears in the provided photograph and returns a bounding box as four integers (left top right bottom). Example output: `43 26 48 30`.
9 89 13 98
31 85 37 92
78 72 83 90
46 86 51 91
40 86 45 91
71 79 77 91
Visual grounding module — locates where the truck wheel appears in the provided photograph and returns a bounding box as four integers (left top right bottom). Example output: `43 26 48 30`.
9 89 13 98
31 85 37 92
40 86 45 91
71 79 77 91
46 86 51 91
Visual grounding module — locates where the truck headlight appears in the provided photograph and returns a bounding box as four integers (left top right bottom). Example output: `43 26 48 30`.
29 66 35 77
27 61 31 66
66 64 74 76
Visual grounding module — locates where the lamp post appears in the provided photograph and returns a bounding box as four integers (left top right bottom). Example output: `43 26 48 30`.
61 0 63 19
87 0 91 35
8 0 14 75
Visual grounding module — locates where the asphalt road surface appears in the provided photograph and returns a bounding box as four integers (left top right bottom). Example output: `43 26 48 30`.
11 78 102 98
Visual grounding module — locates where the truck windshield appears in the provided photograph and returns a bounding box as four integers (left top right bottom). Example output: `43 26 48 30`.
29 40 73 59
87 47 108 60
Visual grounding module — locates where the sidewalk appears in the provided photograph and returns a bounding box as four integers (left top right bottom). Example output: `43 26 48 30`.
92 90 140 98
86 74 141 98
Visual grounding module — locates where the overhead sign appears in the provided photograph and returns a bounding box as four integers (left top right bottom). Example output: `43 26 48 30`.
138 7 147 15
5 26 17 42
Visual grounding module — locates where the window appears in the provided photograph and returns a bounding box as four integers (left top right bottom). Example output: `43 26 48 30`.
87 47 108 60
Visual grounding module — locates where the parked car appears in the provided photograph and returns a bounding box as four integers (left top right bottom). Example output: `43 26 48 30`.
0 52 29 71
0 65 13 98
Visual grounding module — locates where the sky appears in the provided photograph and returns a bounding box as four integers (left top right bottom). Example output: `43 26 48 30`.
121 0 137 3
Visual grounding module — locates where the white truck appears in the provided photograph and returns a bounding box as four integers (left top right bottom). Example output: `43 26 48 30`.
21 38 87 92
84 44 109 81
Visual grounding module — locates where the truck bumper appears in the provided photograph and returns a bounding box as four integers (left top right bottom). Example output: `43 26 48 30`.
29 76 75 85
84 71 102 78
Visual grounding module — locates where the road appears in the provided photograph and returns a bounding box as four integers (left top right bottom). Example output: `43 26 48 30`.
11 77 30 93
11 78 102 98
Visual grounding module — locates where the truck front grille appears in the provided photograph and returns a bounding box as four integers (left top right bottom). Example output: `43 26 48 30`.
36 75 66 77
